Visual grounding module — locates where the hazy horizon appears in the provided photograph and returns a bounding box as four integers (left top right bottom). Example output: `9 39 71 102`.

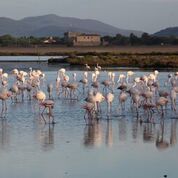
1 0 178 33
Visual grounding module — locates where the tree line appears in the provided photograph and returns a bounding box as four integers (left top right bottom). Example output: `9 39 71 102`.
0 35 64 47
103 33 178 46
0 33 178 47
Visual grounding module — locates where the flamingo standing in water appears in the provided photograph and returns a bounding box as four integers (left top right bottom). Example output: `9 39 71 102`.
170 86 178 111
80 72 88 94
105 92 114 116
9 84 19 103
85 64 90 71
82 102 95 124
47 83 53 99
117 74 126 85
35 90 55 124
126 71 134 84
94 92 105 114
156 97 168 116
96 63 101 71
118 91 128 111
101 80 112 93
84 91 104 114
72 73 77 82
67 82 79 99
59 74 70 98
91 73 99 91
56 76 61 96
0 88 11 118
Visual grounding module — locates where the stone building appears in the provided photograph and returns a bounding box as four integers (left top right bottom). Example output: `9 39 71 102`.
64 32 101 46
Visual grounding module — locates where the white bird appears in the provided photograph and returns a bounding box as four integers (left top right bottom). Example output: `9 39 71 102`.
96 63 101 70
119 91 128 110
0 88 11 117
170 87 178 111
35 91 55 124
72 73 77 81
47 83 53 99
156 97 168 116
85 64 90 70
126 71 134 83
105 92 114 115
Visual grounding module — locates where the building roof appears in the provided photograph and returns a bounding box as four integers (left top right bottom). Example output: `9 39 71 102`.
78 33 100 37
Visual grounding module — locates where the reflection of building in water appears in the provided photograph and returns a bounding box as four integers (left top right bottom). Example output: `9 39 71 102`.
83 123 103 148
118 119 127 141
39 125 55 151
156 120 169 150
170 120 177 146
105 120 113 147
0 120 10 150
143 123 155 143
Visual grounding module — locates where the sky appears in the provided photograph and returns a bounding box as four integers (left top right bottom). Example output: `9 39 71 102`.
0 0 178 33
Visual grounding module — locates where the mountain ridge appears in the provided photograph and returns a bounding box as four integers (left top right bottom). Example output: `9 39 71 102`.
154 27 178 37
0 14 143 37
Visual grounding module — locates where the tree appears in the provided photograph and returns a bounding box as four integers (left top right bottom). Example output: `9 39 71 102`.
0 35 16 46
129 33 140 45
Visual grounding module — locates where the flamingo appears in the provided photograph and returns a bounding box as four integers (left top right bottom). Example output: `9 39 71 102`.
111 72 115 85
85 91 104 114
156 97 168 116
72 73 77 82
0 88 11 118
170 86 178 111
101 80 112 93
79 78 88 94
85 64 90 71
96 63 101 71
94 92 105 113
17 82 26 102
142 103 156 122
105 92 114 115
0 68 3 77
126 71 134 84
56 76 60 96
67 82 79 99
9 84 19 103
35 91 55 124
82 102 95 124
79 72 88 94
117 74 126 84
119 91 128 110
47 83 53 99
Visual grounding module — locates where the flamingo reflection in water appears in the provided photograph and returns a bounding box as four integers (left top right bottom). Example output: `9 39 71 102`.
0 120 10 150
170 119 177 147
105 120 113 147
156 119 169 150
83 121 103 148
38 124 55 151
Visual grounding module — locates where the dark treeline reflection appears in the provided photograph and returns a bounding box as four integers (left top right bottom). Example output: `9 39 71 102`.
83 118 178 150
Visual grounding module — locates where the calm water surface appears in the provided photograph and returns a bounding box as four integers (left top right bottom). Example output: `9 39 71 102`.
0 57 178 178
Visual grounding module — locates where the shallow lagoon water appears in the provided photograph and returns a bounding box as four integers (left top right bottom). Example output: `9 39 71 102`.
0 59 178 178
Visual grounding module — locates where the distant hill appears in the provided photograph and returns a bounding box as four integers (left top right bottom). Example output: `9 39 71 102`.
154 27 178 37
0 14 143 37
